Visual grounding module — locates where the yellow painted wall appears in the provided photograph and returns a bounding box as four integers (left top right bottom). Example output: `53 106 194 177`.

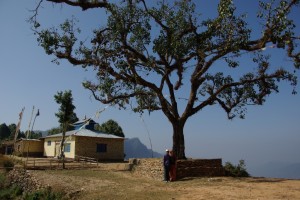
44 136 75 158
14 140 44 157
44 135 124 160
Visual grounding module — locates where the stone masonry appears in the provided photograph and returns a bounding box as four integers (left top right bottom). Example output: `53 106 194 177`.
176 159 224 179
75 136 124 161
129 158 224 180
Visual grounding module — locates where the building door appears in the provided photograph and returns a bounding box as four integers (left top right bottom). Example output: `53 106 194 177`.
55 141 61 157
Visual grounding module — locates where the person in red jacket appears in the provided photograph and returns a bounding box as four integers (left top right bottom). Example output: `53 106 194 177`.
169 150 177 181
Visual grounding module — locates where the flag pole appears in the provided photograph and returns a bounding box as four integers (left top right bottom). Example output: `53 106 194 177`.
26 106 35 163
14 107 25 152
30 109 40 135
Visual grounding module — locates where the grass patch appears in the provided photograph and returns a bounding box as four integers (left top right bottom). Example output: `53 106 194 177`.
23 188 63 200
35 170 179 200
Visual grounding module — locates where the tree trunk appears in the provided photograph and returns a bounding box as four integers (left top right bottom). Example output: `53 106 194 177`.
172 121 186 159
60 124 66 169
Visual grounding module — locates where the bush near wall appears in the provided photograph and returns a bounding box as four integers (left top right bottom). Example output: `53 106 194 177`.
0 154 14 171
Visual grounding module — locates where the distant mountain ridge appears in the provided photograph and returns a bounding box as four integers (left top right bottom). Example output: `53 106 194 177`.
124 137 163 159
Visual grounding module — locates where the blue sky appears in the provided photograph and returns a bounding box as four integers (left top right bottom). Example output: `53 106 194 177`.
1 0 299 175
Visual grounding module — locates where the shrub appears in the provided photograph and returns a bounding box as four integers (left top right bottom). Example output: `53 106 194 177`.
0 155 15 172
3 159 14 172
0 184 23 200
24 188 63 200
0 173 6 189
224 159 250 177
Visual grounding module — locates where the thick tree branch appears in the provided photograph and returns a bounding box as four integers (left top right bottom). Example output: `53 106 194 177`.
191 72 291 117
46 0 109 10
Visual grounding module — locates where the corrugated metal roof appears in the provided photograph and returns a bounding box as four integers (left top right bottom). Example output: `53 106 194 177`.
45 128 124 139
16 138 42 142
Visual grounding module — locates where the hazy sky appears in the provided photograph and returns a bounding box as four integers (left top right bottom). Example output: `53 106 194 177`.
1 0 299 175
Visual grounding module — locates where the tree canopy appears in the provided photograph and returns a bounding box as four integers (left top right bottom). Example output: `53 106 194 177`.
46 127 61 135
54 90 78 132
31 0 300 159
0 123 11 140
95 119 125 137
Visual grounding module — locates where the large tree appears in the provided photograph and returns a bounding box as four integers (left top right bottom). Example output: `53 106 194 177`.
31 0 299 159
54 90 78 167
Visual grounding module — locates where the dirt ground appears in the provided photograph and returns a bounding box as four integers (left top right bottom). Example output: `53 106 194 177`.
30 167 300 200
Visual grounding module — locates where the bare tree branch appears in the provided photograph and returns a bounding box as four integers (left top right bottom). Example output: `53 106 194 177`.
46 0 109 10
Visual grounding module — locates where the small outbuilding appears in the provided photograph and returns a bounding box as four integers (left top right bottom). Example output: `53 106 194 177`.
14 138 44 157
0 140 14 155
43 119 125 161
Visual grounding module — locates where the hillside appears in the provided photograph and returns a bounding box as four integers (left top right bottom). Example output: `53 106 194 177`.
124 137 162 159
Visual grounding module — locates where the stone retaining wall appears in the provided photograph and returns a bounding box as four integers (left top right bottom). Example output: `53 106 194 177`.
129 158 163 180
177 159 224 179
129 158 224 180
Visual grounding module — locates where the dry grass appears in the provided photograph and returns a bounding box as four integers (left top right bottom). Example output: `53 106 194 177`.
1 155 300 199
30 169 300 200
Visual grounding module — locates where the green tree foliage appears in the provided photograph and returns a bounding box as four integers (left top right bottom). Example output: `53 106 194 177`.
7 123 26 140
224 159 250 177
47 127 61 135
54 90 78 132
17 132 26 139
31 0 300 159
0 123 11 140
29 131 43 139
54 90 78 167
8 124 17 140
95 119 125 137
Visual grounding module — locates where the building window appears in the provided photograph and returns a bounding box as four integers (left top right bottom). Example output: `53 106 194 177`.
47 141 51 146
64 143 71 153
96 143 107 153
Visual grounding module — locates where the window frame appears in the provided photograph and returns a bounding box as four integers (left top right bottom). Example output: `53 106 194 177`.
96 143 107 153
64 143 71 153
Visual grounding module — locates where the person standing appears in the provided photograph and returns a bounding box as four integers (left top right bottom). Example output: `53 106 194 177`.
163 149 170 182
169 150 177 181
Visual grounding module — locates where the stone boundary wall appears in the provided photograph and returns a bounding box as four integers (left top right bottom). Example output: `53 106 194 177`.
129 158 163 181
129 158 224 180
177 159 224 179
